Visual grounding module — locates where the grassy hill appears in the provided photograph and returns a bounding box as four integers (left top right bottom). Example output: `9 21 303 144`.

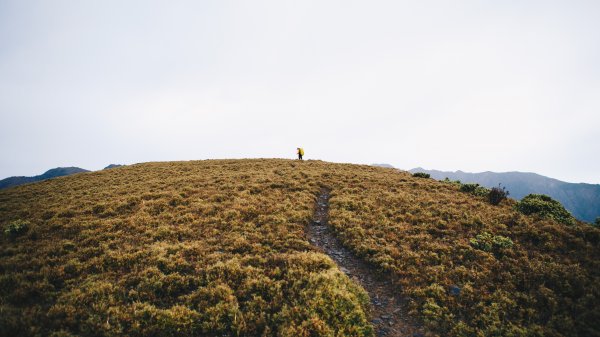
1 159 598 337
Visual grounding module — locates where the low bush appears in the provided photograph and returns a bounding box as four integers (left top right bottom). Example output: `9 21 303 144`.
412 172 430 179
4 220 29 238
488 184 509 205
594 217 600 227
442 178 462 187
459 183 489 197
470 231 514 255
517 194 575 225
459 183 478 193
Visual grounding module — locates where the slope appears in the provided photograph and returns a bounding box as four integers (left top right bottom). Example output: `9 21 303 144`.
409 168 600 223
0 159 598 337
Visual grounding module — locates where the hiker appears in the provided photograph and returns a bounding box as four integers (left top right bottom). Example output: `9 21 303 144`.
297 147 304 160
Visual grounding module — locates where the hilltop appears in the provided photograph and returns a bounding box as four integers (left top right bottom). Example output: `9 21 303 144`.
409 168 600 223
0 159 598 336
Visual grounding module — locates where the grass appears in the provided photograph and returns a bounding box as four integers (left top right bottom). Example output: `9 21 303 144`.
0 159 598 336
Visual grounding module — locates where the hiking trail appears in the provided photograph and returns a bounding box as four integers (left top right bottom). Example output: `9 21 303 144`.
307 188 425 337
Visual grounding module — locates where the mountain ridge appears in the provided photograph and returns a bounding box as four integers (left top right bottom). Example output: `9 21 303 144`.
0 167 90 190
0 165 125 190
409 167 600 222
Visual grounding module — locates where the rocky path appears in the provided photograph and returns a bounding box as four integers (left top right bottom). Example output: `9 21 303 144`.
307 188 425 337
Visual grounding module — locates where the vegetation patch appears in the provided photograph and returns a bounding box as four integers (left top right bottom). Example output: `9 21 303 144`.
412 172 430 179
459 183 489 197
470 231 514 256
3 219 29 238
326 166 598 336
517 194 576 225
487 184 509 205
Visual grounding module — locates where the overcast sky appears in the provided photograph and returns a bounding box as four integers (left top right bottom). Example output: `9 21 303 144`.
1 1 599 183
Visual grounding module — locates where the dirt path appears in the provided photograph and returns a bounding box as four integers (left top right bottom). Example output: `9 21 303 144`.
307 188 425 337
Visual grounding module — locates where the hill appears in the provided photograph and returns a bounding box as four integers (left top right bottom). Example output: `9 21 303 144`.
0 167 89 190
0 159 598 336
409 168 600 223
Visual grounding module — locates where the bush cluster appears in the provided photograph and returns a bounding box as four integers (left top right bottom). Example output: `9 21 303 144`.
517 194 575 225
3 219 29 238
456 182 508 206
412 172 430 178
459 183 489 197
470 231 514 256
488 184 509 205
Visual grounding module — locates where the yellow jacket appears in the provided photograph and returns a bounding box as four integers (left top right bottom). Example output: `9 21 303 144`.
298 148 304 156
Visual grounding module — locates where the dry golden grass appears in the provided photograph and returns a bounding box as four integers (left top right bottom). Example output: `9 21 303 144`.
0 159 598 336
325 166 600 336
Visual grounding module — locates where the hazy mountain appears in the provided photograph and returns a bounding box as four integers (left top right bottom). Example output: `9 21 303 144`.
409 167 600 223
0 167 89 189
371 163 395 168
1 165 125 189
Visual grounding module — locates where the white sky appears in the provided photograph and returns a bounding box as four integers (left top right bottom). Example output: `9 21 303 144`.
1 0 599 183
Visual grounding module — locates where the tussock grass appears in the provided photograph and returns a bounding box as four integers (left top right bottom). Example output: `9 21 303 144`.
325 165 599 336
0 159 598 336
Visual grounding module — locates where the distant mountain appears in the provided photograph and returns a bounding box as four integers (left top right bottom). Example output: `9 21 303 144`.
0 167 89 189
371 163 395 168
104 164 123 170
409 168 600 223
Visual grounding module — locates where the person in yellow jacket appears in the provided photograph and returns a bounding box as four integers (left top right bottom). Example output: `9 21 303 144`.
297 147 304 160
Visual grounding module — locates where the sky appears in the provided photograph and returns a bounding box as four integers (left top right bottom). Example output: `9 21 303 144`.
1 1 599 184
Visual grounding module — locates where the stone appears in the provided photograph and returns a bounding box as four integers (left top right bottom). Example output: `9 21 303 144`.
449 285 461 296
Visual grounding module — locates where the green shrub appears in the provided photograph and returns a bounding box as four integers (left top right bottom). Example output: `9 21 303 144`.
460 183 489 197
517 194 575 225
594 217 600 227
488 184 509 205
413 172 430 179
470 231 514 255
443 178 461 187
4 220 29 238
460 183 478 193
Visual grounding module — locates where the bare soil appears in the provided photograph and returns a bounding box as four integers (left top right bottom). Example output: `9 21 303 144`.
307 188 426 337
